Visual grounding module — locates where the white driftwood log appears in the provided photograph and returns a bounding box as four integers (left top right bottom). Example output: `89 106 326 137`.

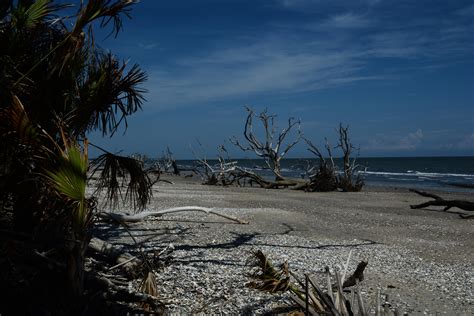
98 206 249 224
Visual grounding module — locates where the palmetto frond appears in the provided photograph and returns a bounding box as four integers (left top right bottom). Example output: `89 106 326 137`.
70 53 147 136
0 95 40 147
11 0 63 29
46 138 90 232
72 0 136 38
247 250 292 293
92 151 152 211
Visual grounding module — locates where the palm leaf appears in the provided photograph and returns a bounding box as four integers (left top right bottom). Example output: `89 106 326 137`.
11 0 65 29
0 95 40 147
246 250 293 293
68 53 147 136
46 140 89 231
139 271 158 312
91 150 152 211
72 0 135 38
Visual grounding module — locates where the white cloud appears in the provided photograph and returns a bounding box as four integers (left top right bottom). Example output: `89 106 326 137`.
140 3 473 111
144 38 370 110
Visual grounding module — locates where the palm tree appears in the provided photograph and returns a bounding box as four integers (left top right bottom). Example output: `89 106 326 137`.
0 1 152 313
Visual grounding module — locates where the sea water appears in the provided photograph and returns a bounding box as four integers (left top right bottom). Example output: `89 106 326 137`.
176 157 474 192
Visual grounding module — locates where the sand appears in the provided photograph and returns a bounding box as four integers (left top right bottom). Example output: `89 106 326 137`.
94 175 473 314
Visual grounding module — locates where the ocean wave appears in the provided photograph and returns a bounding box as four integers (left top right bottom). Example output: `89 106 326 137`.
361 171 474 178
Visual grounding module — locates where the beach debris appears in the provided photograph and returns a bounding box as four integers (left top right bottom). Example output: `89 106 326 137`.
342 260 368 289
97 206 249 224
409 189 474 218
194 113 365 192
246 250 378 315
89 237 141 274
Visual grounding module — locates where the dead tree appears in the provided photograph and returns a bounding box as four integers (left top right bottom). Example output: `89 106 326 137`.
304 137 338 192
165 146 180 176
154 146 180 176
191 142 241 186
336 124 364 192
409 189 474 219
230 107 302 181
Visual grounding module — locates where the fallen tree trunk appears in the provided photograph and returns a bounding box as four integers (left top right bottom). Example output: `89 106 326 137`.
97 206 249 224
234 167 308 189
409 189 474 218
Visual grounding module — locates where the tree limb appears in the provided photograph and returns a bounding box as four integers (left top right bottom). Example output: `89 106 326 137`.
97 206 249 224
409 189 474 217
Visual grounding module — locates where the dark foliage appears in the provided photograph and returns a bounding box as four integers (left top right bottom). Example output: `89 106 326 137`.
92 152 153 211
0 1 149 314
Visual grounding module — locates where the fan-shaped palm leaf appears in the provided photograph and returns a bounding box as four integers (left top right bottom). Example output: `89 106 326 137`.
11 0 56 29
46 139 89 232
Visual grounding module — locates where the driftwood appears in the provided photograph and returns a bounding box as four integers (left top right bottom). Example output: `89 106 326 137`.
88 237 141 272
342 261 368 288
98 206 249 224
409 189 474 219
87 273 165 312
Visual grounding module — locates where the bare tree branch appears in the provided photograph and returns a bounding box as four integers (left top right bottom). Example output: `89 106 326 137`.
230 107 302 180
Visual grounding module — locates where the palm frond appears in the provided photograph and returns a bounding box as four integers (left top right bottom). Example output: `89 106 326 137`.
72 0 136 38
139 271 158 312
70 54 147 136
91 151 152 212
246 250 292 293
0 95 40 147
246 250 375 315
11 0 64 29
45 139 89 232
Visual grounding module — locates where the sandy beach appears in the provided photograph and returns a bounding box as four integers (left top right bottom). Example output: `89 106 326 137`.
92 175 474 314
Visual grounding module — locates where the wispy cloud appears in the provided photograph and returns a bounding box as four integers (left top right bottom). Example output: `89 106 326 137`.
138 42 158 50
455 4 474 16
145 38 367 110
141 2 473 111
364 129 424 152
322 13 370 29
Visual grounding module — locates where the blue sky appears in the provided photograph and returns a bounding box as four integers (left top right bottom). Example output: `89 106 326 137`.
87 0 473 158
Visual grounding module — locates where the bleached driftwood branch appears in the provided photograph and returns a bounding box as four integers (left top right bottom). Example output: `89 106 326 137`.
98 206 249 224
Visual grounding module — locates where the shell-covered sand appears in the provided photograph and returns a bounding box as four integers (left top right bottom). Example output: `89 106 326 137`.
93 176 473 315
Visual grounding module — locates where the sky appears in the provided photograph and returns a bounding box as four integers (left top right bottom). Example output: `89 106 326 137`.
85 0 473 158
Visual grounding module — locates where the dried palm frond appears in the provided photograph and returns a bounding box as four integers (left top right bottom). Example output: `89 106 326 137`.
246 250 294 294
91 151 152 211
0 95 40 148
140 271 158 312
246 250 391 316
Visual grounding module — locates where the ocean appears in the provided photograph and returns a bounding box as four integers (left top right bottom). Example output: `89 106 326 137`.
174 156 474 192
